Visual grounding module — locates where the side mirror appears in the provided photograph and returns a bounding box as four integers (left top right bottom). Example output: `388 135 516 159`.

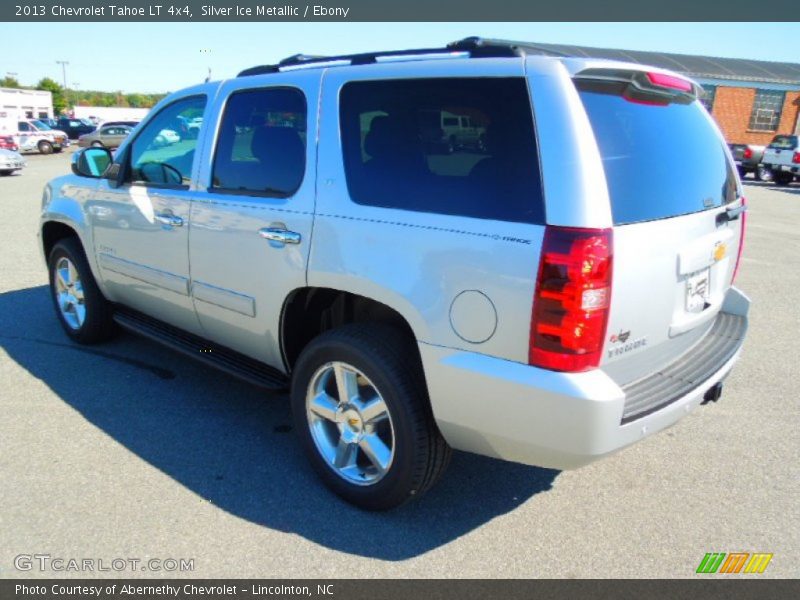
71 147 112 178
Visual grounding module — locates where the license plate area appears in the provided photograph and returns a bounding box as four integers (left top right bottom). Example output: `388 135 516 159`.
686 268 711 313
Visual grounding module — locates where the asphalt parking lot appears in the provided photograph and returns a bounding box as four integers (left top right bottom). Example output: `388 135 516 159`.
1 150 798 579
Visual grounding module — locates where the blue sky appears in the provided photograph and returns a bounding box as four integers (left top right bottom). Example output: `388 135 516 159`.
3 22 800 93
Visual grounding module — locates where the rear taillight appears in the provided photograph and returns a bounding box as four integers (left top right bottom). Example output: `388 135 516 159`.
732 197 747 284
743 147 753 160
793 152 800 164
529 227 613 372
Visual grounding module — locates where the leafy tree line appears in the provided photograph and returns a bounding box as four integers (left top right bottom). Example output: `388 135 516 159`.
1 76 166 115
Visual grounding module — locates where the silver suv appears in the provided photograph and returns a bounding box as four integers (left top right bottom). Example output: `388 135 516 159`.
39 38 750 510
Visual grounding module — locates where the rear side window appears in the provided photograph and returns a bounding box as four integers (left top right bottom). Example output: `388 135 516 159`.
212 87 307 197
577 80 737 225
769 135 798 149
340 78 544 224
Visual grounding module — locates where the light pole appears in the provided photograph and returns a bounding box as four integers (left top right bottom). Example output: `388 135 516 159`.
56 60 69 114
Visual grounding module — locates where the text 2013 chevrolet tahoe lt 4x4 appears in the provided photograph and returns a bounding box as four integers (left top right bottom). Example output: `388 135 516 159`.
39 38 749 510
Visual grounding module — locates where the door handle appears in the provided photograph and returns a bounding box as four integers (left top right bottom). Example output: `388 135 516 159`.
717 203 747 225
258 227 301 245
154 213 184 227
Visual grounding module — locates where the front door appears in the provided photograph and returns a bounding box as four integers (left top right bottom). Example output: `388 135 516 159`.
188 72 320 370
89 95 208 334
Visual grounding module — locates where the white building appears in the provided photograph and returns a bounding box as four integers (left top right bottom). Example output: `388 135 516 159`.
71 105 150 123
0 87 53 125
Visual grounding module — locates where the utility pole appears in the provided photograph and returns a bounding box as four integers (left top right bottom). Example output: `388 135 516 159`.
56 60 69 114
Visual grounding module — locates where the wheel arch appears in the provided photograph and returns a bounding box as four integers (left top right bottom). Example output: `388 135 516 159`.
280 287 421 373
41 220 81 261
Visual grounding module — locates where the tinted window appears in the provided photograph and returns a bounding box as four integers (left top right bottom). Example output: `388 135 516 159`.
577 82 737 225
211 88 307 197
769 135 798 149
339 78 544 224
128 95 206 187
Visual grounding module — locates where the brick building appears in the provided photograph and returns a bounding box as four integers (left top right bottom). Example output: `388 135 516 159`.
530 42 800 145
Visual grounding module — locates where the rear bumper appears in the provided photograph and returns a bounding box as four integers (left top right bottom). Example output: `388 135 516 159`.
421 287 750 470
774 165 798 174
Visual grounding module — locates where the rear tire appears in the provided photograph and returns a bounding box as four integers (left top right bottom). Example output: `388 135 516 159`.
37 140 53 155
291 324 451 510
48 237 116 344
756 165 772 182
0 170 12 176
774 172 793 186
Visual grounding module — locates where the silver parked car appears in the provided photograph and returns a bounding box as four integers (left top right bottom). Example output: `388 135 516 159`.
78 125 133 149
39 38 749 510
0 148 26 175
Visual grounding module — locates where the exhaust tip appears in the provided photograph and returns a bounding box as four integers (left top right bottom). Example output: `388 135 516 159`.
702 382 723 405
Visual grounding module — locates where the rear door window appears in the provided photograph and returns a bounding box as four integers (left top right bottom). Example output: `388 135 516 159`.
211 87 307 197
339 77 544 224
576 79 737 225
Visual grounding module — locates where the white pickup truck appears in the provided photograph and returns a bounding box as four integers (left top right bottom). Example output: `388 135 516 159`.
762 134 799 186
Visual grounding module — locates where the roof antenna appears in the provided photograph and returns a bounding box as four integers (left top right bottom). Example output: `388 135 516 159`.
204 67 211 83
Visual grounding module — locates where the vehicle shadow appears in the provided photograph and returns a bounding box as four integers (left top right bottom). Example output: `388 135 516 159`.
743 180 798 193
0 285 559 560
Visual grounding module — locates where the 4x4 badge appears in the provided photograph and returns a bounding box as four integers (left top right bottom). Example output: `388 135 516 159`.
610 330 631 343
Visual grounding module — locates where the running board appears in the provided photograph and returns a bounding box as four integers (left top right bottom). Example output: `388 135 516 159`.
113 308 289 391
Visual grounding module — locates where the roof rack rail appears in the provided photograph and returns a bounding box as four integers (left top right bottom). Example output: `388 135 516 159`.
236 37 567 78
448 36 570 58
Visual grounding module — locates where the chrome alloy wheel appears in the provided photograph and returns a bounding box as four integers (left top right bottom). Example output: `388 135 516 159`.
54 257 86 330
305 361 395 486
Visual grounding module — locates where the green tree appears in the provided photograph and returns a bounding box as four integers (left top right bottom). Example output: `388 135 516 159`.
36 77 67 114
1 76 20 88
126 93 146 108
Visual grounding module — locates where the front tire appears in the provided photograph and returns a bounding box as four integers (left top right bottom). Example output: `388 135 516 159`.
37 140 53 155
291 324 451 510
48 237 115 344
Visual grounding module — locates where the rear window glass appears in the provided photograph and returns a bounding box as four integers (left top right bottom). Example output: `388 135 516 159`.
769 135 798 149
577 81 737 225
339 78 544 224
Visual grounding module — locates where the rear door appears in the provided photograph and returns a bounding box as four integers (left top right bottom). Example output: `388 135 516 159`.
572 70 744 385
187 71 320 370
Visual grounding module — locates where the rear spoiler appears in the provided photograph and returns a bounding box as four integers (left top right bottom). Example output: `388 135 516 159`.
573 68 700 105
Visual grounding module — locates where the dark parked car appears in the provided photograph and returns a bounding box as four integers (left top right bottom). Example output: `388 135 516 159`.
56 117 97 140
99 120 141 129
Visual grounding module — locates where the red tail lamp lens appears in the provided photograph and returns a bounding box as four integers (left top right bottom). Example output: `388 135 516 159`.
529 227 613 372
646 71 693 92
